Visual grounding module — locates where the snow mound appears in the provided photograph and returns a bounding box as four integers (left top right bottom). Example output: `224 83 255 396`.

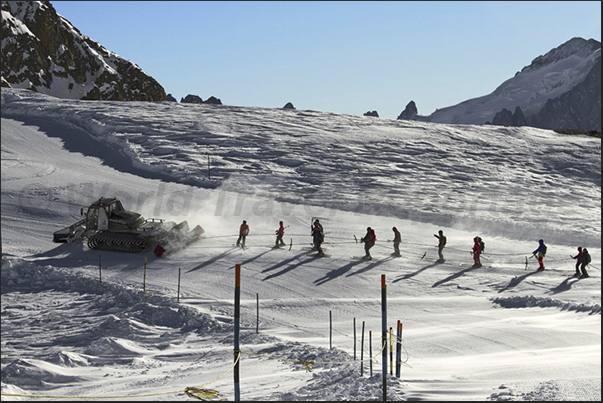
491 295 601 314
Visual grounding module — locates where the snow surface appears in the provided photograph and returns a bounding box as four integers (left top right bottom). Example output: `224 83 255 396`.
1 88 601 401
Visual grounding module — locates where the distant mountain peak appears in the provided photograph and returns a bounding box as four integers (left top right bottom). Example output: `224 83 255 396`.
521 37 601 74
1 0 166 101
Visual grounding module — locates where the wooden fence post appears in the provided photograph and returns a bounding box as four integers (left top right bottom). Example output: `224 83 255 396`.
354 317 357 360
329 310 332 349
177 268 181 303
369 330 373 377
361 321 365 376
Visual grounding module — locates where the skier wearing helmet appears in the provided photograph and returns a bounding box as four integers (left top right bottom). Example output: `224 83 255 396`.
532 239 547 271
236 220 249 248
472 237 482 268
361 227 376 260
571 247 583 277
392 227 401 257
275 221 286 248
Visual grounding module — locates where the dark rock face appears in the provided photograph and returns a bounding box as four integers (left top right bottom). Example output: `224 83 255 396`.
492 106 527 127
204 96 222 105
364 110 379 117
529 55 601 131
1 0 166 101
181 94 203 104
397 101 418 120
180 94 222 105
166 93 178 102
283 102 295 109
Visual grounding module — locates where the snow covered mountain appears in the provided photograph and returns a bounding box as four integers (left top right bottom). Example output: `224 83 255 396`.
400 37 601 132
0 0 166 101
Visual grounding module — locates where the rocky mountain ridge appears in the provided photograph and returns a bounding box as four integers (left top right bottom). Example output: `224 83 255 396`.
1 0 165 101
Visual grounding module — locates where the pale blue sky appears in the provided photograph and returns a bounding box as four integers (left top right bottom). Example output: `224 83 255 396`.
52 1 601 119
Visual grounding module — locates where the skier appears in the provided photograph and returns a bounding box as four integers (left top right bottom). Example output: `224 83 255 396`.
311 219 324 250
236 220 249 248
361 227 376 260
434 230 446 263
579 248 590 278
392 226 401 257
275 221 286 248
312 222 325 256
532 239 547 271
472 237 482 267
571 247 583 277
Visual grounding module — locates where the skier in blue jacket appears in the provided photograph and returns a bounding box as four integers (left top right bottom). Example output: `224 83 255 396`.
532 239 547 271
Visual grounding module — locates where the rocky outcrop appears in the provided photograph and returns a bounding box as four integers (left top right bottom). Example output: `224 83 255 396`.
529 55 601 131
166 93 178 102
491 106 527 127
364 110 379 117
180 94 222 105
397 101 418 120
181 94 203 104
1 1 166 101
204 96 222 105
283 102 295 109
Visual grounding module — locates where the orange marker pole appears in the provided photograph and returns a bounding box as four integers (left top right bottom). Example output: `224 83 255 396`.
234 264 241 401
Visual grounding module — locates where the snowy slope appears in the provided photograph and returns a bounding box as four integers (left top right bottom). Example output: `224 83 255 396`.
1 88 601 401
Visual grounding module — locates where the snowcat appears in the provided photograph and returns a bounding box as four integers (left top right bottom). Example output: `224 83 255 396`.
52 197 204 257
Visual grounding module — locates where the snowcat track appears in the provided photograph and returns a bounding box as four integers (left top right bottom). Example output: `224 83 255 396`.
87 232 154 253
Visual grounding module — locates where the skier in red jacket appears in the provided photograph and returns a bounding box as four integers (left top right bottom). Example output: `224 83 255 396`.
275 221 286 248
472 237 482 267
361 227 376 260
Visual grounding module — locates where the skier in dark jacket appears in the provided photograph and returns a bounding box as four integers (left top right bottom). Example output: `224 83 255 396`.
571 247 583 276
236 220 249 248
532 239 547 271
392 227 401 257
361 227 376 260
312 223 324 256
311 219 324 250
434 230 446 262
579 248 590 278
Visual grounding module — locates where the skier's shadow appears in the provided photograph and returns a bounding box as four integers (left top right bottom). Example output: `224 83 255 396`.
549 277 580 294
432 265 479 288
393 262 440 283
261 251 310 273
239 249 276 267
347 256 395 278
187 247 237 272
314 260 365 286
497 270 539 293
262 256 316 281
